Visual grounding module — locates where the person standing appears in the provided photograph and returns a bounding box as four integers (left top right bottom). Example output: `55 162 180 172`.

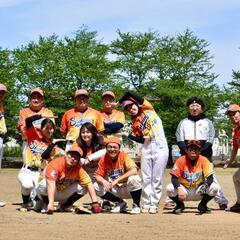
0 83 7 207
17 88 54 162
60 89 104 151
100 91 125 135
174 97 228 210
119 92 169 214
223 104 240 212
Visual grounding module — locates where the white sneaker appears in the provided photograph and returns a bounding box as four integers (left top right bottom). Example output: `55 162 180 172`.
0 202 6 207
149 207 158 214
130 204 141 215
41 203 48 214
141 207 149 213
110 201 127 213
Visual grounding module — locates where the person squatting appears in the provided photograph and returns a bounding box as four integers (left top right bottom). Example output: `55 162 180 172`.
1 84 238 214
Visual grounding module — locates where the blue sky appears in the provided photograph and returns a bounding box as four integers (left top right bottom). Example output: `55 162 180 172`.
1 0 240 87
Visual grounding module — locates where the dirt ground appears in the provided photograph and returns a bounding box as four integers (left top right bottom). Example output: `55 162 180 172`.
0 167 239 240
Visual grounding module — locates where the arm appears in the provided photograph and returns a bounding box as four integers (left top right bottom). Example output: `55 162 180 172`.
223 147 238 169
121 131 145 144
95 174 112 192
103 122 124 134
46 179 56 213
111 168 138 187
119 92 144 105
171 175 186 201
86 182 98 203
25 115 42 129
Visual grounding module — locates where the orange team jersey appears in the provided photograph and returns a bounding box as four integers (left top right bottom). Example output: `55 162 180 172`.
60 107 104 141
170 155 214 188
0 103 7 134
100 109 125 124
232 127 240 149
24 125 58 167
45 156 91 191
96 151 137 183
17 107 54 140
131 99 168 145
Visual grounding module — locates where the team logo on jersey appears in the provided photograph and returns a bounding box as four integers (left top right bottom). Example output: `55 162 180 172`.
29 141 45 154
50 170 57 178
70 118 93 128
182 170 203 184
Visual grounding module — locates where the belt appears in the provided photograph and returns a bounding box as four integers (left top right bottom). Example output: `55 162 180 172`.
23 164 41 171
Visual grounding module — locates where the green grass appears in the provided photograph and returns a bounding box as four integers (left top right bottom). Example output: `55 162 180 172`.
3 147 22 157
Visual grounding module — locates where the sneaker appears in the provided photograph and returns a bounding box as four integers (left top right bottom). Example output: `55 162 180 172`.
130 203 141 215
141 207 149 213
198 203 211 214
149 207 158 214
101 200 113 212
163 202 175 210
229 202 240 212
219 203 228 210
19 203 30 212
173 202 185 214
0 202 6 207
110 201 127 213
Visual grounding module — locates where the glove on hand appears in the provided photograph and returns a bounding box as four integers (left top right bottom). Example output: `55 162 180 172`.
91 202 102 213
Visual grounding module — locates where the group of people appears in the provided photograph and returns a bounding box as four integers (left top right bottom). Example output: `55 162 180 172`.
0 82 240 214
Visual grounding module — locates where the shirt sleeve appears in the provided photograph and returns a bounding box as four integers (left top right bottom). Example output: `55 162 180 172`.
202 157 214 178
79 168 92 186
95 112 105 132
95 157 106 177
45 164 59 181
124 153 137 170
170 159 182 178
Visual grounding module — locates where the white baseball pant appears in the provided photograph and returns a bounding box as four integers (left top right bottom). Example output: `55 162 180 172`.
166 182 220 201
18 165 41 197
37 179 87 202
141 140 169 210
94 175 142 199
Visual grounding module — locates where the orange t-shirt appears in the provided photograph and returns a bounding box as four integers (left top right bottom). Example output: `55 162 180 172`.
100 109 125 124
45 156 91 191
60 107 104 141
170 155 214 188
0 103 7 134
96 151 137 183
17 107 54 140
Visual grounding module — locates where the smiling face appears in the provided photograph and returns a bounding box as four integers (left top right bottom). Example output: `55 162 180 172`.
102 95 115 111
80 126 93 145
65 151 80 168
188 103 203 117
30 92 44 111
106 142 120 160
227 111 240 126
41 122 54 140
125 103 139 116
75 95 89 112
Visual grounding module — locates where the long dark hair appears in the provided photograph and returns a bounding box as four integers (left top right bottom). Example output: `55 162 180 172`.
77 122 104 157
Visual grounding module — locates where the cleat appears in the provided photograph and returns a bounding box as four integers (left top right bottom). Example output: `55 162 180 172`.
130 203 141 215
110 201 127 213
173 202 185 215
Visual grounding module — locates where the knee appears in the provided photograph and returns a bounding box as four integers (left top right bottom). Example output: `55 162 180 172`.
166 183 177 197
93 182 105 197
37 180 47 196
77 184 87 195
208 182 219 196
127 175 142 191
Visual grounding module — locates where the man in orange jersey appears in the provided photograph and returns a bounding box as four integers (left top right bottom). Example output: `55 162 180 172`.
60 89 104 151
0 83 7 169
17 88 54 162
166 140 219 214
37 146 101 214
100 91 125 135
94 136 142 214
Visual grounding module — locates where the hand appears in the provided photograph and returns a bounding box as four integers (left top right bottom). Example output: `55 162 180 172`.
111 179 119 188
177 186 186 201
109 101 119 107
80 158 90 165
223 158 230 169
103 180 112 192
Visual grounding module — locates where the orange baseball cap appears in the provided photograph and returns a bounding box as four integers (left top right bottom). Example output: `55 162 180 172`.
102 91 116 99
67 146 83 158
225 104 240 115
30 88 44 97
75 89 89 98
187 140 202 149
0 84 7 92
105 136 121 146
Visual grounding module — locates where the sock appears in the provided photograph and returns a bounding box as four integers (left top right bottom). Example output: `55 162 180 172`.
22 194 30 204
41 195 49 205
130 189 142 206
62 193 83 208
102 192 123 203
200 194 214 207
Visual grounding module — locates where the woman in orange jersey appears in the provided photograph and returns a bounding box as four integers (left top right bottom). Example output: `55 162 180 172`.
119 92 169 214
17 114 64 212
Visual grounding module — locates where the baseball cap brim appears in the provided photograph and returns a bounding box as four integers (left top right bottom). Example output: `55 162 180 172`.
75 89 89 98
102 91 116 99
30 88 44 97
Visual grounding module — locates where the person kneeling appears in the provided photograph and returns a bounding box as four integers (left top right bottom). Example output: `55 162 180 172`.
37 146 101 214
94 137 142 214
166 140 219 214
